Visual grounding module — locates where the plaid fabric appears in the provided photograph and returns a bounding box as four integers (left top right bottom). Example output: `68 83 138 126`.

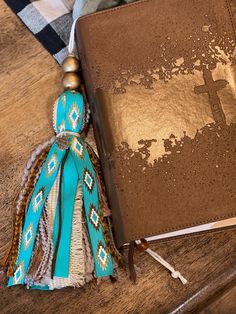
4 0 136 64
5 0 72 63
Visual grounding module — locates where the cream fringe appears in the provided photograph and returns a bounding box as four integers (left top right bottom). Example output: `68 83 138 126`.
46 184 87 289
26 178 95 289
39 183 93 289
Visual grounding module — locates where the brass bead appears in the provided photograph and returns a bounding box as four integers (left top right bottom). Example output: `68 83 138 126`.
62 55 80 73
62 72 81 90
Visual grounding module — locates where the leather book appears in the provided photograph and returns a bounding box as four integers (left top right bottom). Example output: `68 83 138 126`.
76 0 236 248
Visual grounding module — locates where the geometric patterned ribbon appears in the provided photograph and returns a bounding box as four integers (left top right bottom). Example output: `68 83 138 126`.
71 137 113 277
53 150 79 278
8 91 113 287
8 143 65 286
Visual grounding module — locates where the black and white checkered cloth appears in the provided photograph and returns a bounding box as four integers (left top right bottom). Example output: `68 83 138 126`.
5 0 73 64
4 0 135 64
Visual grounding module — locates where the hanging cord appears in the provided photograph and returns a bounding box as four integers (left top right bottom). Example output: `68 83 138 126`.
136 240 187 285
68 17 79 55
67 17 91 124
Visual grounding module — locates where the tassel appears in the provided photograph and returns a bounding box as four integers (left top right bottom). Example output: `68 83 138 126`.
3 18 121 290
5 89 114 289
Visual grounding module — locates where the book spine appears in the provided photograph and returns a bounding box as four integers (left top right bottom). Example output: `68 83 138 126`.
76 21 126 247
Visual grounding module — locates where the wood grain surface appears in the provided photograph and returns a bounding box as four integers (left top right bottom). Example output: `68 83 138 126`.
201 286 236 314
1 1 236 313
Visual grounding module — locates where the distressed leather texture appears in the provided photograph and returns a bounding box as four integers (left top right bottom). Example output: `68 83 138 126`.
76 0 236 247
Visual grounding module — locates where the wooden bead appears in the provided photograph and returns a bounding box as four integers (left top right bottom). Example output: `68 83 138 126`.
62 72 81 90
62 55 80 73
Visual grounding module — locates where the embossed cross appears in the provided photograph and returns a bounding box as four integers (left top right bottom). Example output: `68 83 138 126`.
194 68 228 124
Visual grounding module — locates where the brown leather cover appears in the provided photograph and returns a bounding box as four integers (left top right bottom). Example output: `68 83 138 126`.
76 0 236 247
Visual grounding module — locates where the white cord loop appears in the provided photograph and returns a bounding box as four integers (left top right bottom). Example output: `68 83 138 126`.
135 240 188 285
68 17 79 55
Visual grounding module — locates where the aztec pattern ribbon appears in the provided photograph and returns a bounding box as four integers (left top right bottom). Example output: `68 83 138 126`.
8 90 113 287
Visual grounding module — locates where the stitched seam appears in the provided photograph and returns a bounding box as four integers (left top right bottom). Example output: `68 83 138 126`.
225 0 236 41
126 211 236 241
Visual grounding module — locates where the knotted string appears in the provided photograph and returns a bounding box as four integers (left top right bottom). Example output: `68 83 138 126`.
135 240 187 285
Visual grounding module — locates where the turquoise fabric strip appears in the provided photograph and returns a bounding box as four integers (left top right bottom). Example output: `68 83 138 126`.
71 137 113 277
55 90 84 135
53 151 79 278
8 143 66 287
30 284 49 290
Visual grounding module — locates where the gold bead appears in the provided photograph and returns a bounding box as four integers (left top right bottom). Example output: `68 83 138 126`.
62 55 80 73
62 72 81 90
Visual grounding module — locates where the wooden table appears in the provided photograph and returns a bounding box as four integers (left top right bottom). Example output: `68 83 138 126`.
1 1 236 313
